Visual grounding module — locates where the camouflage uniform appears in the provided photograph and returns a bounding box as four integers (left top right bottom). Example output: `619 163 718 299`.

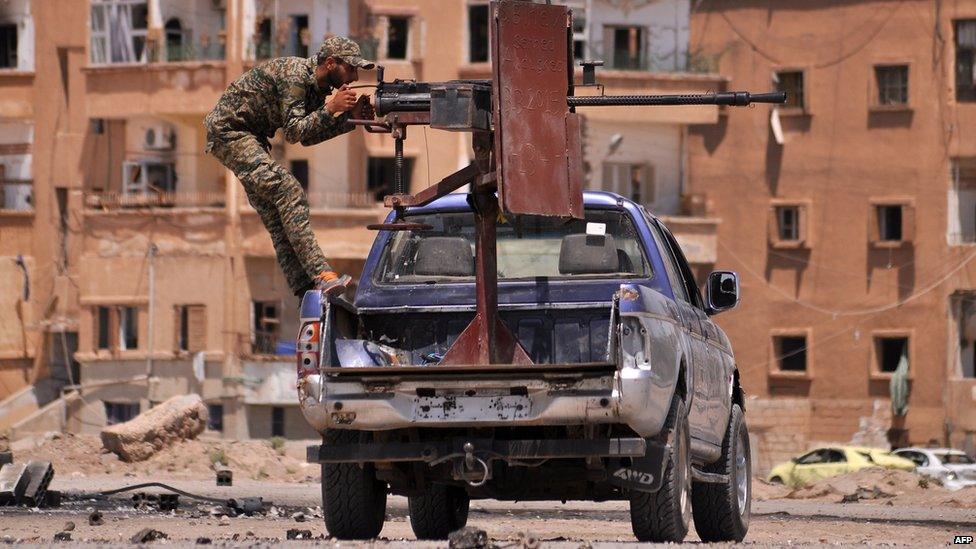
204 37 374 295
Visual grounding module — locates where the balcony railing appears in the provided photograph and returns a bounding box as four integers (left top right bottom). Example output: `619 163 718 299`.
251 331 294 356
83 191 225 210
0 180 33 212
306 191 380 209
162 39 226 63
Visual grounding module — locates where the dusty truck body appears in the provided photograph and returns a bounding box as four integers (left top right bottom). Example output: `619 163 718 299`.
297 191 751 543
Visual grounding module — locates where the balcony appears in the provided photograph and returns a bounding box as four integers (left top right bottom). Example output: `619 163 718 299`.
83 190 225 211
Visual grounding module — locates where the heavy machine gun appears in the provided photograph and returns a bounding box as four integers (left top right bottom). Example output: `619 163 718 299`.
346 0 786 366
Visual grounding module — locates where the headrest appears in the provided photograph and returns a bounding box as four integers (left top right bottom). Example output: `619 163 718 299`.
415 237 473 276
558 234 619 274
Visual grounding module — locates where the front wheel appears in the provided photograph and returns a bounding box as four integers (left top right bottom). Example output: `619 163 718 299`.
321 430 387 540
629 395 692 543
691 403 751 542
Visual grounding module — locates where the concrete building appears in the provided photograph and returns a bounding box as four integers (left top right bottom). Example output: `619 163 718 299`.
688 0 976 471
0 0 727 441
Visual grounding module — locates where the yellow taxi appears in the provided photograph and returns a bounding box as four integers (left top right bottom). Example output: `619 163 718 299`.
767 446 915 487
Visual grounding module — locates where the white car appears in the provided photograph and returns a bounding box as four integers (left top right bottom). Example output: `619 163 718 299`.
893 447 976 491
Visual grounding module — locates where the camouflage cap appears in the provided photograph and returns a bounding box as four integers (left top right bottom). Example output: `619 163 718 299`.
316 36 375 70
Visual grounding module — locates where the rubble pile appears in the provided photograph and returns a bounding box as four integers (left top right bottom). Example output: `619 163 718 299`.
100 394 209 462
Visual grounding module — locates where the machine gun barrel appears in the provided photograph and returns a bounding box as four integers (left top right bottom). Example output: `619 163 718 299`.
567 91 787 107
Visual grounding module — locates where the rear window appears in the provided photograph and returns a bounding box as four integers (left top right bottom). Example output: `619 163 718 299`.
375 208 652 284
937 452 975 465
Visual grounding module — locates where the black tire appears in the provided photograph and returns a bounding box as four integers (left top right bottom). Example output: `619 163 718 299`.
691 403 751 542
769 476 783 485
629 395 692 543
408 483 470 540
321 430 387 540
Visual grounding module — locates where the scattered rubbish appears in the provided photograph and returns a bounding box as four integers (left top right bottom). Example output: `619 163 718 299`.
130 528 168 543
516 531 540 549
195 537 212 545
215 467 232 486
101 394 208 462
292 511 306 522
228 497 268 516
286 529 313 540
218 515 231 526
449 526 489 549
53 531 71 542
62 522 75 532
840 486 895 503
88 511 104 526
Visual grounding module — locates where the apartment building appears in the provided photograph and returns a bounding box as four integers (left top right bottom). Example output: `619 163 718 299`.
689 0 976 471
0 0 728 440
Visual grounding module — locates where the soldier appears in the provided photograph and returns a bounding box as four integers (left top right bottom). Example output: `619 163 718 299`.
204 36 375 298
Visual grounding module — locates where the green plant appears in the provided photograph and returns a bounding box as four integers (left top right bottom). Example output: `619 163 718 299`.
269 436 286 455
209 448 228 467
253 467 269 480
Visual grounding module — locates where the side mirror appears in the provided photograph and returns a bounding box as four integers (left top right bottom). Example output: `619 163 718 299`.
706 271 739 315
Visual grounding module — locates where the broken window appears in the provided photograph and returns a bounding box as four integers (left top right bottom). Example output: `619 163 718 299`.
0 23 16 69
468 4 489 63
875 336 908 374
175 304 206 353
385 16 409 60
606 26 645 70
104 401 139 425
954 293 976 378
207 404 223 432
602 163 654 205
950 158 976 244
776 71 805 109
90 0 149 65
119 306 138 350
956 20 976 101
271 406 285 437
876 205 903 241
773 335 807 372
875 65 909 106
368 156 414 201
122 160 176 196
252 300 280 355
775 205 800 242
290 160 309 193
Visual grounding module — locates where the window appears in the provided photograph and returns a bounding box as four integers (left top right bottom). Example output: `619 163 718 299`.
0 24 16 69
104 401 140 425
956 20 976 101
776 71 805 109
570 5 587 61
175 304 206 353
122 160 176 195
647 217 688 303
606 26 644 70
207 404 224 432
96 306 111 350
255 17 273 59
271 406 285 437
875 204 904 242
119 306 138 350
367 156 414 201
289 15 309 58
253 300 280 355
657 221 705 310
602 163 654 205
950 158 976 244
896 451 928 467
875 65 908 106
468 4 489 63
954 292 976 378
164 18 185 62
776 205 800 241
769 202 809 248
90 1 149 65
774 335 807 372
290 160 309 193
385 16 409 60
875 336 909 374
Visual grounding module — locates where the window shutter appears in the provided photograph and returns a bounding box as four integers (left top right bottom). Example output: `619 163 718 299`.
902 204 915 243
187 305 207 353
768 206 779 243
797 204 808 245
870 205 882 243
410 17 424 61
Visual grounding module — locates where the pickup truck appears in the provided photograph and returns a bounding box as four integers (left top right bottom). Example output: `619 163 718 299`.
297 191 750 543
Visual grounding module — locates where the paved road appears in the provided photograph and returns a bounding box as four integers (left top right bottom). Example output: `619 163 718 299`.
0 476 969 545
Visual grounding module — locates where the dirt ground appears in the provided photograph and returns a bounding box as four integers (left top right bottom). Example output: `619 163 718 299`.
1 437 973 546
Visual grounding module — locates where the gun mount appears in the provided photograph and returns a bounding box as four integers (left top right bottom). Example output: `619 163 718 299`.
346 0 785 366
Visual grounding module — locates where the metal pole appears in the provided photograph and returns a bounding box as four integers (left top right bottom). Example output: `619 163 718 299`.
146 243 158 378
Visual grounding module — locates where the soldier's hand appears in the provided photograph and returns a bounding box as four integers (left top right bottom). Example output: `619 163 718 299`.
326 85 358 115
350 95 375 120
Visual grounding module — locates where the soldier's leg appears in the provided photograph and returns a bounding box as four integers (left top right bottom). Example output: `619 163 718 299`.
248 191 316 296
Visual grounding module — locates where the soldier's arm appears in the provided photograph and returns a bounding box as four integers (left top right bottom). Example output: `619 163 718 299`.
280 82 353 146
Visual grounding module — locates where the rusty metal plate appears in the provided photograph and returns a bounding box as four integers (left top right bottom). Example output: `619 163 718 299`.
491 1 582 218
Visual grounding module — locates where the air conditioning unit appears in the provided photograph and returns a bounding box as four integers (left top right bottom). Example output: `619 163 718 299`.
143 124 175 151
3 183 33 211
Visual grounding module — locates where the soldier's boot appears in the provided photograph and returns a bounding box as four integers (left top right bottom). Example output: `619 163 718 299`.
314 270 352 296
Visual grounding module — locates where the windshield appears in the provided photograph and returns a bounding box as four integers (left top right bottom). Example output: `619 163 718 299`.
376 208 652 284
937 452 975 465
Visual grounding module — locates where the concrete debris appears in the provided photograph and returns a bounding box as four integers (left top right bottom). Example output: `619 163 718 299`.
130 528 168 543
840 486 895 503
0 463 28 505
516 531 540 549
53 531 71 542
286 528 313 540
22 461 54 507
291 511 306 522
88 511 104 526
215 466 232 486
100 394 208 462
218 516 231 526
449 526 489 549
0 452 11 468
62 522 75 532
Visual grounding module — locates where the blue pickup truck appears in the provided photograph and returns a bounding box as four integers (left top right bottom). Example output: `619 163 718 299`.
297 191 750 543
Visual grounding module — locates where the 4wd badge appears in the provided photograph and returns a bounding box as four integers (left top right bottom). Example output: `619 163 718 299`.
613 467 654 485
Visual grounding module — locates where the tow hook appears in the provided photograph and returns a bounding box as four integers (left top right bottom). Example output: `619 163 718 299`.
458 442 490 487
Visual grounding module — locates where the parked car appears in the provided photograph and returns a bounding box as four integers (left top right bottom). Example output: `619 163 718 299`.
297 191 751 543
767 446 915 487
893 447 976 490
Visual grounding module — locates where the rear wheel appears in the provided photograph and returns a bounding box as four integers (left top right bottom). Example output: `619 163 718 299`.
321 430 387 540
691 403 751 542
408 483 470 539
629 395 691 543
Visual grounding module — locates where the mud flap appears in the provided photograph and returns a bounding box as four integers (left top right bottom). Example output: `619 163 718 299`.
605 439 668 494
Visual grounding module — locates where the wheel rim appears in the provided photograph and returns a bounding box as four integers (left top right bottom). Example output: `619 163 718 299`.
735 429 749 514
